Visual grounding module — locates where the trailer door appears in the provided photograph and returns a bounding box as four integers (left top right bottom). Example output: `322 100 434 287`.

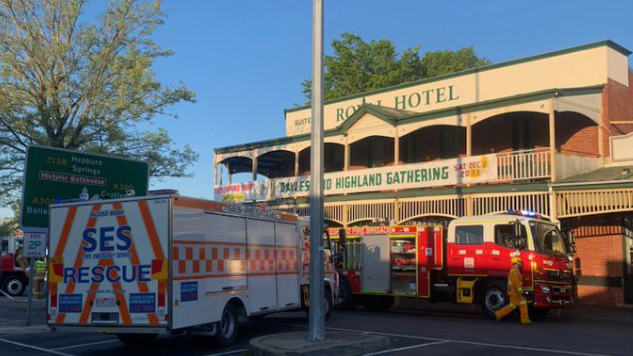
247 218 277 312
361 234 390 293
48 198 170 328
275 222 300 309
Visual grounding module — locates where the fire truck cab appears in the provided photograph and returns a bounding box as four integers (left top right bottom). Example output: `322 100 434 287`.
332 210 575 320
0 235 28 297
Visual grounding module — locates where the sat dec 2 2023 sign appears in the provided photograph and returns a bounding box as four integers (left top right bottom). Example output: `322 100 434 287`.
20 146 149 232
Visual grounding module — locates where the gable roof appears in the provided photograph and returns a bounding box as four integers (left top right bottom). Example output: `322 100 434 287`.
215 85 604 154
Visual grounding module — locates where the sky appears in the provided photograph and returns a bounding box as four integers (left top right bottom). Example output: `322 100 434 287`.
2 0 633 219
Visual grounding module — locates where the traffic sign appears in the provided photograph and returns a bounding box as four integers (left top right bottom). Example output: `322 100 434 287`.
20 146 149 231
23 232 46 258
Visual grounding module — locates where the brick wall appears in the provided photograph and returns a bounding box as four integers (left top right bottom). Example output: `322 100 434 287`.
563 213 626 306
555 112 599 156
603 70 633 157
576 285 625 306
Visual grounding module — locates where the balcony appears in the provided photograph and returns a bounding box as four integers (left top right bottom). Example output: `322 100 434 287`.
214 148 602 202
214 108 605 202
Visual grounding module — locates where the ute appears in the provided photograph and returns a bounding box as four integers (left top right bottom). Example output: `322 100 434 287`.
331 210 575 319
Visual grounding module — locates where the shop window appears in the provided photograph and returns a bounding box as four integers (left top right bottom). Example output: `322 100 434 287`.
455 225 483 245
494 224 527 249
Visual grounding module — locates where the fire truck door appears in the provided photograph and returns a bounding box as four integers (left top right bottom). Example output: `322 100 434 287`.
417 228 431 297
361 234 390 293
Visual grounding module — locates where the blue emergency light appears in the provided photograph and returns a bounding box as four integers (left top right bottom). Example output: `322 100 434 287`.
507 209 542 219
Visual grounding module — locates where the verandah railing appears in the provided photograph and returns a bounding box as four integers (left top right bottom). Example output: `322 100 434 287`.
495 148 551 181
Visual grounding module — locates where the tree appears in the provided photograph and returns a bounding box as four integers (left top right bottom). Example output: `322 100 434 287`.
302 33 490 101
0 0 198 206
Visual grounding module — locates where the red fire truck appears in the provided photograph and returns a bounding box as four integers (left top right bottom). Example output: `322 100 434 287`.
0 234 28 297
330 210 575 320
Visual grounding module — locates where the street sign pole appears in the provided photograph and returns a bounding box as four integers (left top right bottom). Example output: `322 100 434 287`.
26 258 34 326
23 231 47 326
308 0 325 342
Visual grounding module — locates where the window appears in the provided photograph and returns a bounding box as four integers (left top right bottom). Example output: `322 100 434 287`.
494 224 528 249
530 222 566 256
455 225 484 245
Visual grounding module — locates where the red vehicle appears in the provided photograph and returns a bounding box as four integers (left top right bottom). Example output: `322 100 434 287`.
330 210 575 319
0 235 28 297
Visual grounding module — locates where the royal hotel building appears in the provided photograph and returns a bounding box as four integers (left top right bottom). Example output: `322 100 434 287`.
214 41 633 306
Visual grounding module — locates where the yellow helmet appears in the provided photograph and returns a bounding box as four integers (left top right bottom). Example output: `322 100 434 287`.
511 256 522 264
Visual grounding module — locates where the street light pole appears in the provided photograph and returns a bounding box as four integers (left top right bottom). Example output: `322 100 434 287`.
307 0 325 342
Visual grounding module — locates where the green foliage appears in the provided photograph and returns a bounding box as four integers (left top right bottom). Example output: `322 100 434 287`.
0 202 19 233
302 33 490 101
0 0 198 206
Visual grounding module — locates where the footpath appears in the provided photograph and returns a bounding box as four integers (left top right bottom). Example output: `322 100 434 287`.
0 294 48 336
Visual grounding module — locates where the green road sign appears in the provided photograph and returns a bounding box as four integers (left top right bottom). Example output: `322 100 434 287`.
20 146 148 231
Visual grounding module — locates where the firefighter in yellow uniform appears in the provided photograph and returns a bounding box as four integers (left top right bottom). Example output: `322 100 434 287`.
495 256 532 324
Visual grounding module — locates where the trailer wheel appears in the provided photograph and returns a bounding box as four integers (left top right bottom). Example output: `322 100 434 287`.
334 277 359 311
116 333 158 346
529 307 550 321
1 275 26 297
324 289 333 320
213 304 239 347
360 295 394 312
480 280 507 318
304 288 334 321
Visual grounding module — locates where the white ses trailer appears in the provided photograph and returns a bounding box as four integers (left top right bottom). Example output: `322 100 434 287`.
47 195 337 346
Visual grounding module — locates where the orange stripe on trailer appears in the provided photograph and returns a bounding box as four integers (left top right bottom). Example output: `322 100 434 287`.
113 203 159 325
173 271 299 281
54 206 78 258
138 200 166 260
57 204 101 324
173 240 293 249
78 258 132 325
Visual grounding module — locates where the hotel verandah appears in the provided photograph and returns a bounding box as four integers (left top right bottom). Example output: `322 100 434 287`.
213 41 633 306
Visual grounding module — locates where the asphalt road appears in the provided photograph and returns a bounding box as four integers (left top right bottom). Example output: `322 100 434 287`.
0 307 630 356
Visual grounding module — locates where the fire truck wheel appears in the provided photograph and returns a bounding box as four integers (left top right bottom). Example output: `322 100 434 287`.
1 275 26 297
116 333 158 346
360 295 394 312
213 304 239 347
529 307 550 321
334 277 359 311
480 280 508 318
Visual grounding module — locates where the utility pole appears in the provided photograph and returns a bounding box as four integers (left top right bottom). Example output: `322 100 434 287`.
307 0 325 342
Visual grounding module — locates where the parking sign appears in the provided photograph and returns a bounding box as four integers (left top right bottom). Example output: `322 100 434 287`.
23 232 47 258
